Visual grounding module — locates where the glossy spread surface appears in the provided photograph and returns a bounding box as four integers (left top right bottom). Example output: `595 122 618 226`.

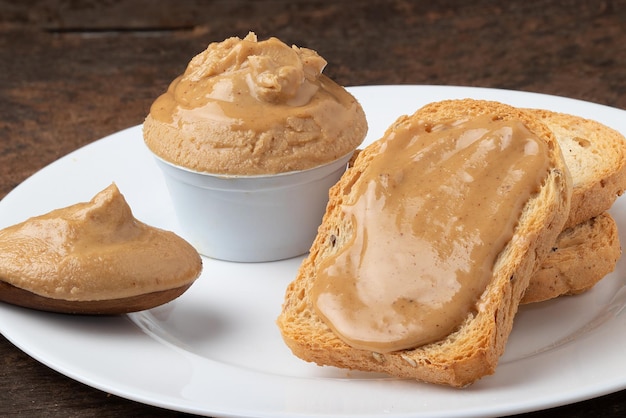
312 115 550 352
144 32 367 175
0 184 202 301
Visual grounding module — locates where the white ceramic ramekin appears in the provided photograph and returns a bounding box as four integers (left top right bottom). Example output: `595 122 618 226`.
154 154 352 262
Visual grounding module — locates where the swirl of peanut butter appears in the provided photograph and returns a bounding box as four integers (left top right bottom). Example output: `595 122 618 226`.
143 32 367 175
311 115 550 353
0 184 202 302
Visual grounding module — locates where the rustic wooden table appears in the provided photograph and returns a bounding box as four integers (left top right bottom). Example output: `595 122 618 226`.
1 1 625 416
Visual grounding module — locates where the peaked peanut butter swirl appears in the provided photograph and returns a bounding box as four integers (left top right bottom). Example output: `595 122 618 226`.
144 32 367 175
0 184 202 301
311 115 550 352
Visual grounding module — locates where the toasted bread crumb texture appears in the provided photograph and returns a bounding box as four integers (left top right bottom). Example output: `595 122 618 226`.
526 108 626 229
277 99 572 387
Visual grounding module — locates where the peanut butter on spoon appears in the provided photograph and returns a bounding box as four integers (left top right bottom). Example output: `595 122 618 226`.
0 184 202 314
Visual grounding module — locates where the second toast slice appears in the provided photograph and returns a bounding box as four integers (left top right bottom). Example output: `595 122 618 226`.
523 212 620 304
526 108 626 229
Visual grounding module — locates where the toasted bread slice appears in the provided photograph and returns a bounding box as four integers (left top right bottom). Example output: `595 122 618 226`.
277 99 571 387
348 108 626 304
525 108 626 230
523 212 620 304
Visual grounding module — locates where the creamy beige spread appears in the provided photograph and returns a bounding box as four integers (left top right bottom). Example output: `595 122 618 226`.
0 184 202 301
311 115 550 352
143 32 367 175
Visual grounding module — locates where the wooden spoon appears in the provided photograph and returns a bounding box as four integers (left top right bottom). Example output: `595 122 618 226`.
0 280 193 315
0 183 202 315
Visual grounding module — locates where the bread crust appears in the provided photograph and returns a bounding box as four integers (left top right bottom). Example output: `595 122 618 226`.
277 99 572 387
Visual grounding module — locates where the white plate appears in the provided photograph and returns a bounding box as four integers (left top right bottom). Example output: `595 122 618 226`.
1 86 625 418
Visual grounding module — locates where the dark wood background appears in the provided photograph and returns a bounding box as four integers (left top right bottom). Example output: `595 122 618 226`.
1 1 625 416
